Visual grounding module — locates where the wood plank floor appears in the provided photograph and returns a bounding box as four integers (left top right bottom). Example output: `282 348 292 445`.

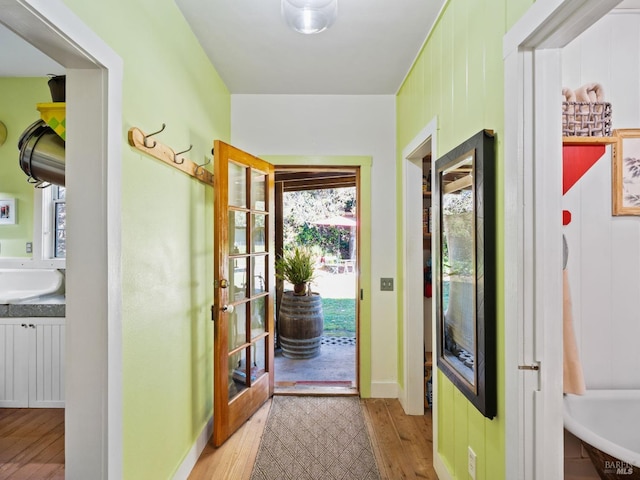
0 399 436 479
189 397 438 479
0 408 65 480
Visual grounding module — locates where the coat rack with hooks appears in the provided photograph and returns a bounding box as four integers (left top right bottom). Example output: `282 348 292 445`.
128 124 214 187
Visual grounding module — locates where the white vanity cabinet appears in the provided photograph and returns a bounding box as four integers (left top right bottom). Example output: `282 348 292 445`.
0 318 65 408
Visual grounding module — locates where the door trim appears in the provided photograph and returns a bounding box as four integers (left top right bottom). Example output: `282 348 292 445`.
503 1 619 477
400 117 437 416
401 118 444 477
263 155 373 396
273 165 360 395
0 0 124 477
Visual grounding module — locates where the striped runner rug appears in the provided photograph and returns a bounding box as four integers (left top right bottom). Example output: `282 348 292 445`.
250 396 381 480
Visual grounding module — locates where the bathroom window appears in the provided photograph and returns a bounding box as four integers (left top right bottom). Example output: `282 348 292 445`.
34 185 66 263
52 186 66 258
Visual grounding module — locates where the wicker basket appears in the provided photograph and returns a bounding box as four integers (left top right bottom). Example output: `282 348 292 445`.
562 101 612 137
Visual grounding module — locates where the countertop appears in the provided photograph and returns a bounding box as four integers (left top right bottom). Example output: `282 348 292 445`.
0 294 66 318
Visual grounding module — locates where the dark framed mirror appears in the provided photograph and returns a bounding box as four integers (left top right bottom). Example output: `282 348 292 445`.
434 129 496 419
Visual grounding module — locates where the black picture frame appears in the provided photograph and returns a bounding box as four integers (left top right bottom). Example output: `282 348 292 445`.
434 129 496 419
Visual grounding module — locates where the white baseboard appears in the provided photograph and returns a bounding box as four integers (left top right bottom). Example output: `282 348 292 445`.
172 417 213 480
434 452 453 480
370 381 399 398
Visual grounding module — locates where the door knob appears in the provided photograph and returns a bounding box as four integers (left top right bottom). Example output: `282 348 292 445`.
222 304 235 313
219 279 229 289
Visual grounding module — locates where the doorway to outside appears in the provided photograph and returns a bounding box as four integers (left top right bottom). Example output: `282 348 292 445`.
274 168 359 394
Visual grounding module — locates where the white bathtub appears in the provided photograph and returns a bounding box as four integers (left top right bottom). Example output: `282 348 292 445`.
0 268 64 304
564 390 640 470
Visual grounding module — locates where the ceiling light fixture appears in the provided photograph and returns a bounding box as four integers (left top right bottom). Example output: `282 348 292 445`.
281 0 338 35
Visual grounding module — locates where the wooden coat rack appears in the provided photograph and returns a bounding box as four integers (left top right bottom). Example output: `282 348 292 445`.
128 125 214 187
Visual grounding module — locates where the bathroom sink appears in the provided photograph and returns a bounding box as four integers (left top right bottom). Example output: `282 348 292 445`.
0 269 64 304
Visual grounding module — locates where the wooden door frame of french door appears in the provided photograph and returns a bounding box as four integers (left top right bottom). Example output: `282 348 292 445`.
273 165 361 394
212 141 275 446
503 1 618 478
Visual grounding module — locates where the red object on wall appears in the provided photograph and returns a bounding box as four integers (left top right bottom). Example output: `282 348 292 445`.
562 145 606 195
562 210 571 226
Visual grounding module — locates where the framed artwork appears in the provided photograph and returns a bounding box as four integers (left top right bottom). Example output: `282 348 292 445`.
433 130 497 419
0 198 16 225
613 129 640 215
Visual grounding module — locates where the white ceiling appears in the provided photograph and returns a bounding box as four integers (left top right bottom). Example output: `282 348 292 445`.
174 0 446 94
0 0 446 94
1 1 639 93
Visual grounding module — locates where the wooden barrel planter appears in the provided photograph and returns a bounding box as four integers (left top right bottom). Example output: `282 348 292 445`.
278 291 324 359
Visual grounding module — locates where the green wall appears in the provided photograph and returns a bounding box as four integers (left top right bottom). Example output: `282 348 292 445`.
0 78 50 257
396 1 533 479
60 0 230 478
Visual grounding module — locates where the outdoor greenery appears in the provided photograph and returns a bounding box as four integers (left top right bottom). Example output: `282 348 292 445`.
283 188 356 259
321 298 356 337
281 187 357 336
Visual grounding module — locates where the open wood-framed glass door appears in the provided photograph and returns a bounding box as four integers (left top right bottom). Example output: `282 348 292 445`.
212 140 275 447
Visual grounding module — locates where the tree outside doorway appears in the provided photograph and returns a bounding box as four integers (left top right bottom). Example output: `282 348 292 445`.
275 186 357 389
282 187 357 339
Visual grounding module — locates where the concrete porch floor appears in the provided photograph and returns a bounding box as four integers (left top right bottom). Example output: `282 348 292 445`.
274 336 356 390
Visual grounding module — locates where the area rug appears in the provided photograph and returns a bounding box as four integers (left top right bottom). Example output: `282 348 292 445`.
250 396 381 480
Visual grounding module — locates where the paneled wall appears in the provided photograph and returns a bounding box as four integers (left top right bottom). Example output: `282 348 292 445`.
396 1 535 478
562 10 640 389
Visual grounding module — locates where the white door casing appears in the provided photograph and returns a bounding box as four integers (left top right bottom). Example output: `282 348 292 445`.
0 0 123 478
401 118 445 474
503 1 621 478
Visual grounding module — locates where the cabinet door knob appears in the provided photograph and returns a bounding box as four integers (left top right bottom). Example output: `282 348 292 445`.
21 323 27 328
28 324 35 328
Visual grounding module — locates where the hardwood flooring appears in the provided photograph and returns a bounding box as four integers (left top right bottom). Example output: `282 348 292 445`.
189 397 438 480
0 399 436 479
0 408 64 480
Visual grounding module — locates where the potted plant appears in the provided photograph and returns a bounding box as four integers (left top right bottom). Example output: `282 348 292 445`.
275 246 315 295
275 246 324 358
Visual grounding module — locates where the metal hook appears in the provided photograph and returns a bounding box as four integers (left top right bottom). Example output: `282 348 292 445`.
27 176 51 188
173 144 192 165
143 123 166 148
195 156 211 176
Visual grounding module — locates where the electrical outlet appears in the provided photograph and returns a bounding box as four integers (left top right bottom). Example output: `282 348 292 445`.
380 277 394 291
468 446 476 480
26 242 33 254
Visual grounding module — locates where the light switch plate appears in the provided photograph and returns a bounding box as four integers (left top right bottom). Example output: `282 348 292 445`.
380 277 394 291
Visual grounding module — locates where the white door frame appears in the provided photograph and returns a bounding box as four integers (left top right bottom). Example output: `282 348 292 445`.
503 1 620 478
0 1 123 478
401 118 442 469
